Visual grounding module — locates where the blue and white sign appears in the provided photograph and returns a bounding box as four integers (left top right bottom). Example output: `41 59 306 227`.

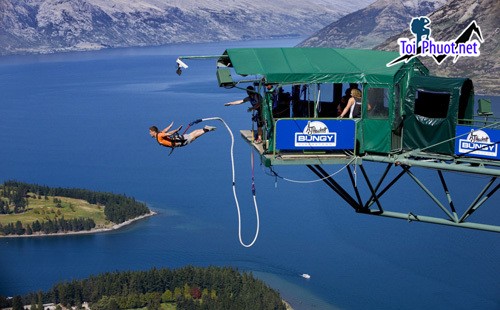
275 119 356 151
455 125 499 160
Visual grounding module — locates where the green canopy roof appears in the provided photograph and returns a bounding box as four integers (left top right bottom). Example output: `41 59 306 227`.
218 47 426 85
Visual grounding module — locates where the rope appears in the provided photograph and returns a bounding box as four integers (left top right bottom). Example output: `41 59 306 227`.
181 118 203 135
266 157 357 184
200 116 260 248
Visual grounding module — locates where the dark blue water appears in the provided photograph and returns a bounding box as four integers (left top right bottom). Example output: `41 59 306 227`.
0 39 498 310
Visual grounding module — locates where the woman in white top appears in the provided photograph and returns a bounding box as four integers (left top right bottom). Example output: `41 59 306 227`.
339 88 362 118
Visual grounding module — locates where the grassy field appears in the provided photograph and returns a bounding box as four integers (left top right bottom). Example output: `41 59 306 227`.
131 303 176 310
0 194 112 229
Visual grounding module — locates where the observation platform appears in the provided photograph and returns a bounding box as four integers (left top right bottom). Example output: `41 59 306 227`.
240 130 359 167
240 130 500 177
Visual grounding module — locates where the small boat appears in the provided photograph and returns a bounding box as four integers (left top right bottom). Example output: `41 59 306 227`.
301 273 311 279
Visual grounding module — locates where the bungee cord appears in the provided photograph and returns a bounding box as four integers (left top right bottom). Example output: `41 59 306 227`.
198 117 260 248
186 116 498 246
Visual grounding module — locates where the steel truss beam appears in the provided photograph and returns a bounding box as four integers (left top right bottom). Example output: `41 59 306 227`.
310 163 499 233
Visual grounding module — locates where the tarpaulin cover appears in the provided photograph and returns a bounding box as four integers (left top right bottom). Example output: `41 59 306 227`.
219 48 425 85
403 75 473 154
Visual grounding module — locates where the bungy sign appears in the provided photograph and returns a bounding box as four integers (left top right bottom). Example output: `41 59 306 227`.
455 126 499 160
275 119 356 151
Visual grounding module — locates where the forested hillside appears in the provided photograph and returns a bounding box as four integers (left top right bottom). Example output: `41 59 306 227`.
0 180 151 236
0 266 287 310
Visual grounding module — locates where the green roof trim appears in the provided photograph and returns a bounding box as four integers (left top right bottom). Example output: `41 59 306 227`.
219 47 426 85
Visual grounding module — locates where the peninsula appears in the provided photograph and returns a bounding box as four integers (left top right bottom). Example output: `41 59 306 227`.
0 180 154 237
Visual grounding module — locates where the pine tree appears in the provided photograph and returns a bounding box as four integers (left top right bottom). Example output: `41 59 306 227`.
15 221 25 235
37 291 44 310
161 289 173 303
11 296 23 310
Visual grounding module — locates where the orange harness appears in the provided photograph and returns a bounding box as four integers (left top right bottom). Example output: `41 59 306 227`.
155 133 186 155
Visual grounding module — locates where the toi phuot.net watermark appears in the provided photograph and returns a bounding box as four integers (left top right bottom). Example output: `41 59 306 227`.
387 16 484 67
398 38 480 58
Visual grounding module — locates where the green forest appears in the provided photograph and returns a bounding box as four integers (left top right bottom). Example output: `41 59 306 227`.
0 266 287 310
0 181 150 236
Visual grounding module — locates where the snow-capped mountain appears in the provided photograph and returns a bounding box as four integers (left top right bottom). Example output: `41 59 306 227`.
298 0 447 48
0 0 375 55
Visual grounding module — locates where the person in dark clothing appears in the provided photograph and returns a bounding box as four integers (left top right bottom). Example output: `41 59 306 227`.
225 85 263 143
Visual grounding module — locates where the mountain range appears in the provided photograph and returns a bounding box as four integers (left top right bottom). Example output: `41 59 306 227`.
1 0 497 95
298 0 447 48
298 0 498 95
0 0 373 55
378 0 499 96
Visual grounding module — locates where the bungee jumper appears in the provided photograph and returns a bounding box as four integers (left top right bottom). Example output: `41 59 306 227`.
149 120 216 155
150 116 262 247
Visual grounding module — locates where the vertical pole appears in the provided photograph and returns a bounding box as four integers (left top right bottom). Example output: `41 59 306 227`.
314 84 321 118
333 83 342 117
263 84 274 151
346 165 363 207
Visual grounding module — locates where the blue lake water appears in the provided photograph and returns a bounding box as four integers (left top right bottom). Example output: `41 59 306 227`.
0 38 499 310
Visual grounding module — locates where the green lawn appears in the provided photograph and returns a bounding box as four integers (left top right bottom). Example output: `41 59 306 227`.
0 195 112 228
130 303 176 310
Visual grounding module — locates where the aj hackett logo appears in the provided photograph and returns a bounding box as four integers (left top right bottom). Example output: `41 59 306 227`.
387 17 484 67
275 119 355 151
459 129 498 157
295 121 336 147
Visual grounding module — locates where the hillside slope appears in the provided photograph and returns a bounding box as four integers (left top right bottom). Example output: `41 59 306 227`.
377 0 499 95
298 0 446 48
0 0 374 55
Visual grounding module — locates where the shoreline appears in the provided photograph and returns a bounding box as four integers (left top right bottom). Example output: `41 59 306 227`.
283 299 294 310
0 211 157 238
